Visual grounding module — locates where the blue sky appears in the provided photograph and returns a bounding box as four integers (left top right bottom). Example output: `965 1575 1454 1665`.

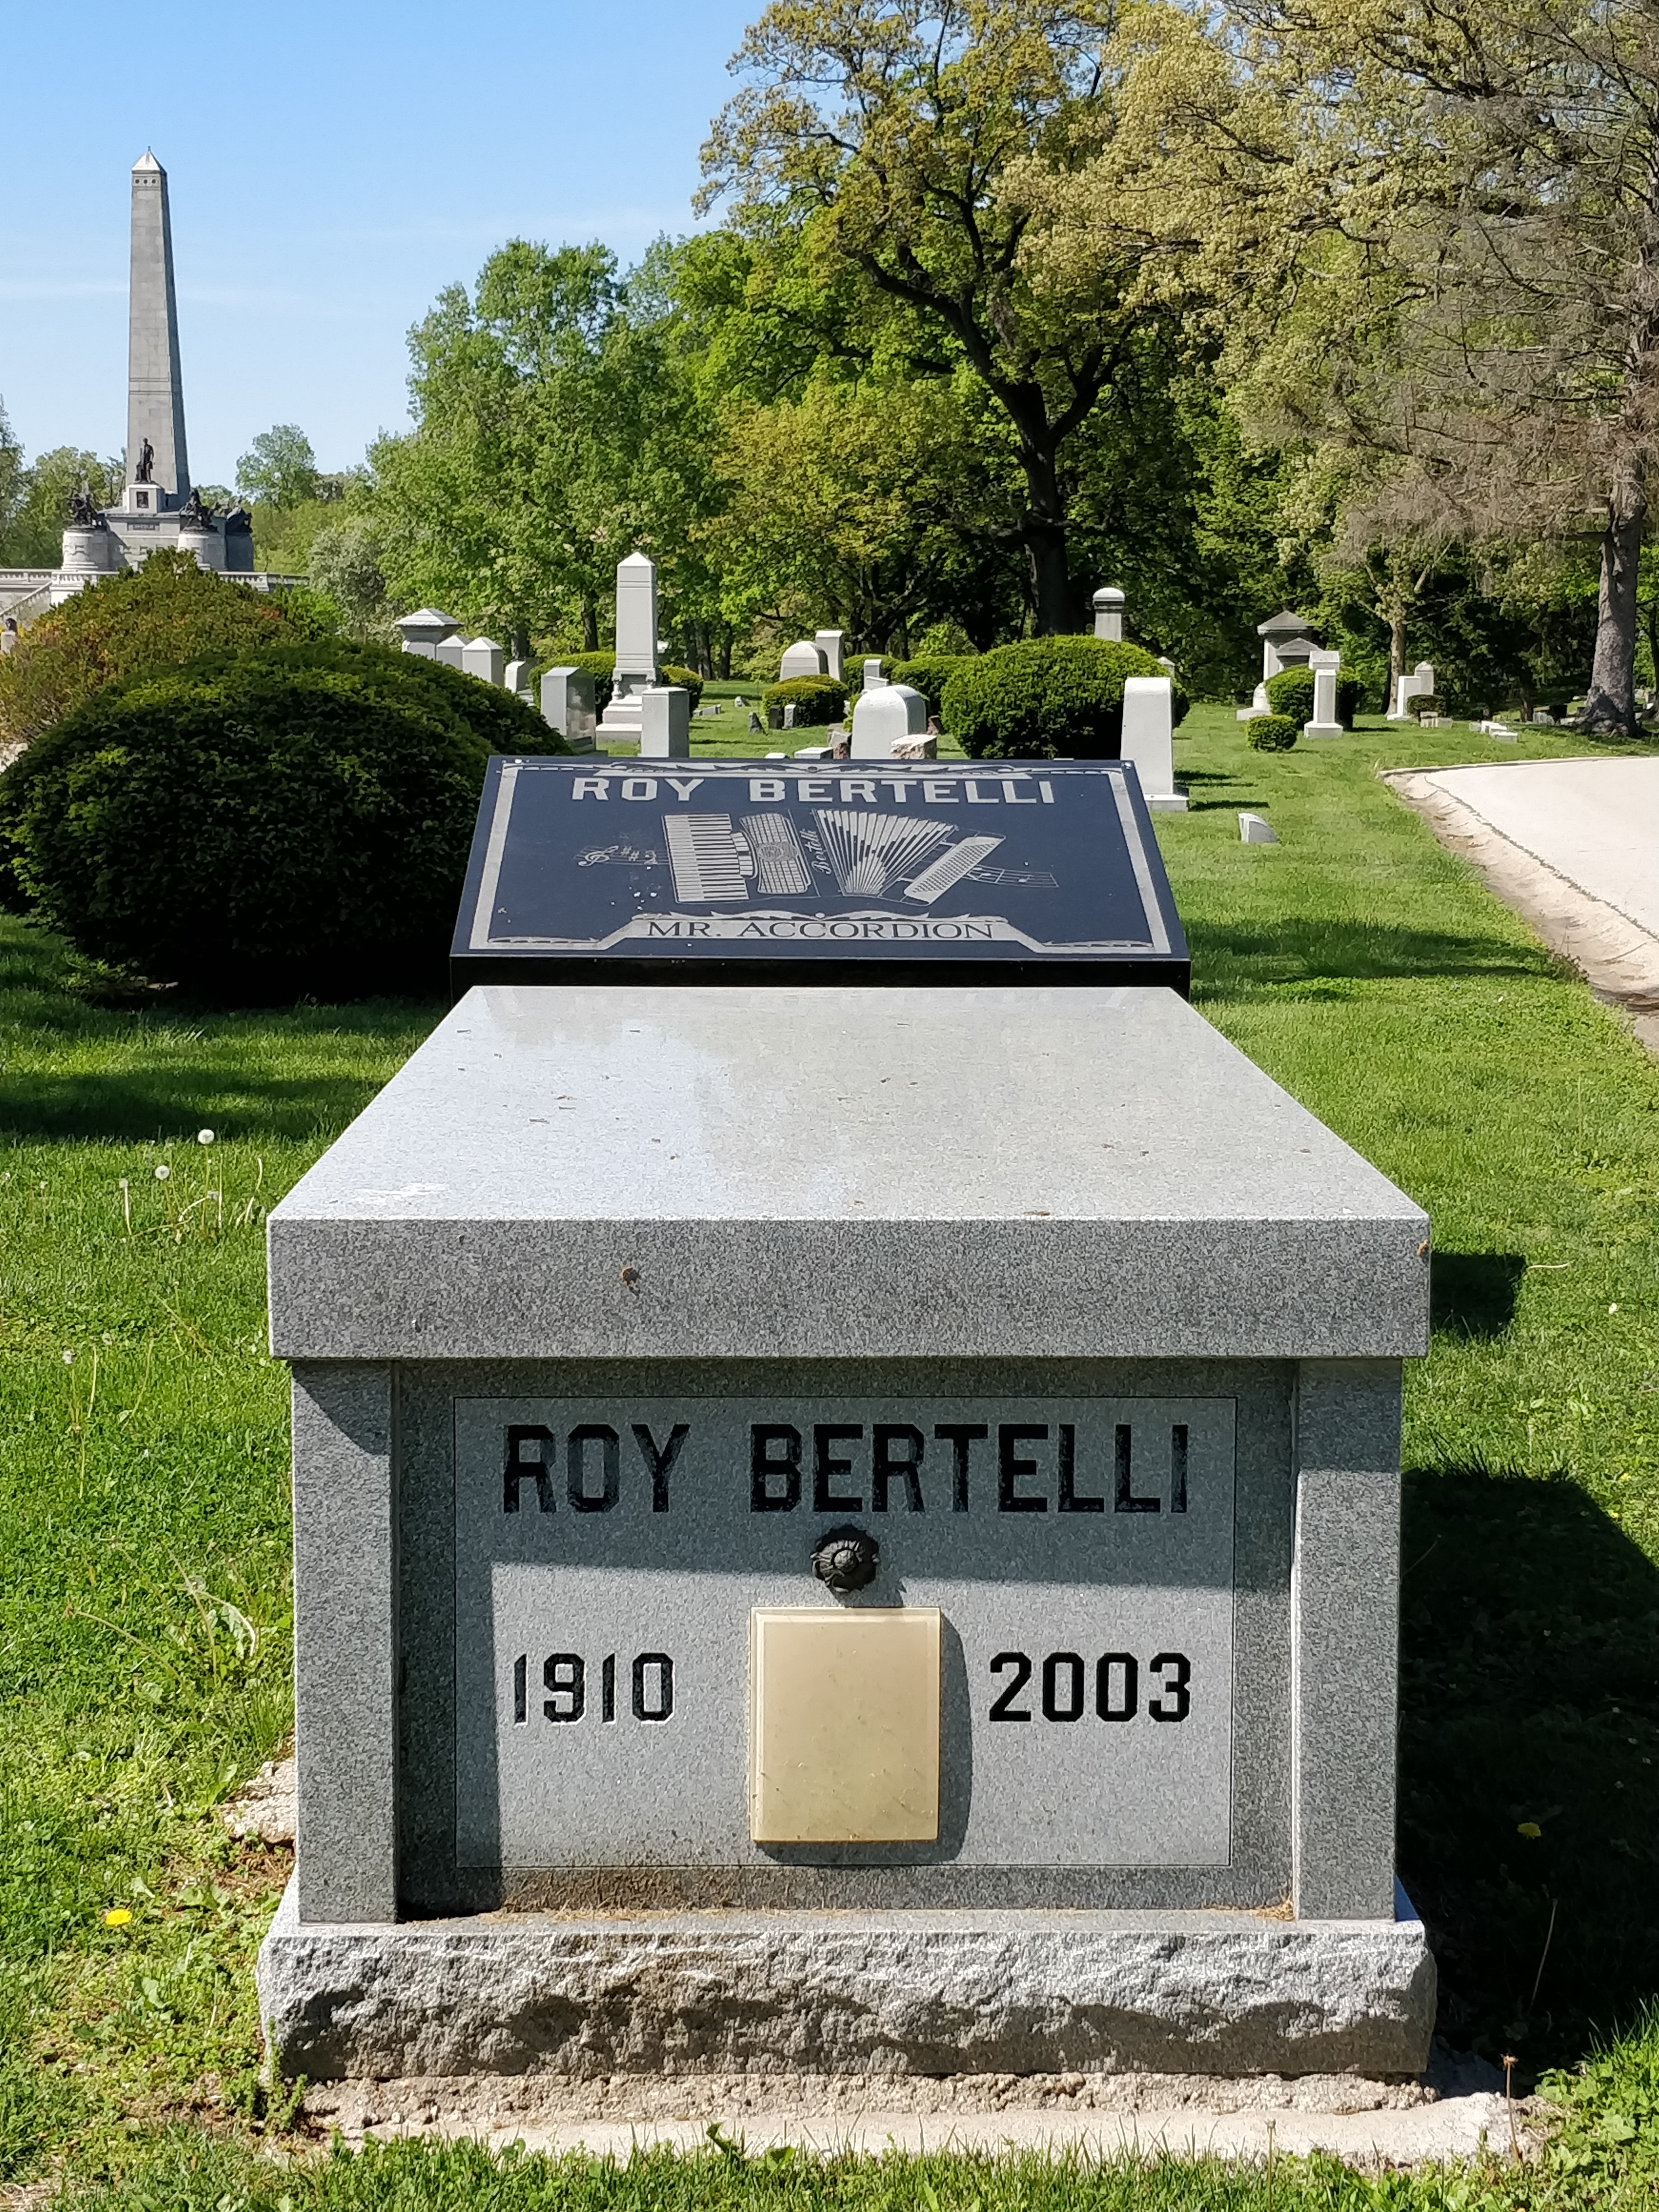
1 0 757 488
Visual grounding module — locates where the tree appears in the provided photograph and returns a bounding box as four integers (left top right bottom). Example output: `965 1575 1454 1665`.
367 241 723 654
703 371 1024 653
308 517 395 641
699 0 1208 634
236 424 321 509
1101 0 1659 732
0 445 123 568
0 400 25 559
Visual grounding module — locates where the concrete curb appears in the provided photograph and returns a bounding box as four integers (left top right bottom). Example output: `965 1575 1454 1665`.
1382 766 1659 1059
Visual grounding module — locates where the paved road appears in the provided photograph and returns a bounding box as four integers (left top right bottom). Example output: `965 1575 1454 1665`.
1421 757 1659 936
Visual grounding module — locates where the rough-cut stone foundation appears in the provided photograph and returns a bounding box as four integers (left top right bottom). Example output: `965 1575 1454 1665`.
258 1879 1435 2083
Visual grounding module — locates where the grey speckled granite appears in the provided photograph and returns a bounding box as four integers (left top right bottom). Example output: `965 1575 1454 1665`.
257 1879 1435 2082
267 986 1429 1362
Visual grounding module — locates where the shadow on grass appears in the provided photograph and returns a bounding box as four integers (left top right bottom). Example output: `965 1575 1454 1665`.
0 919 441 1145
1431 1252 1527 1339
1191 917 1557 984
1400 1465 1659 2076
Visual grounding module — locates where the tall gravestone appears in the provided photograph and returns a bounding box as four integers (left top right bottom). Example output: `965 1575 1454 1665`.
1118 677 1186 811
1304 649 1344 739
597 554 660 744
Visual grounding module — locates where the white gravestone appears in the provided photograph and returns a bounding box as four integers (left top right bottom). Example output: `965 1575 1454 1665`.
434 638 465 671
814 630 845 682
1093 586 1125 642
1390 663 1435 721
598 554 660 743
862 659 888 690
504 659 529 697
851 680 927 757
638 686 691 759
1304 649 1344 739
780 641 828 682
463 637 505 686
541 668 597 751
1118 677 1186 812
1239 813 1278 844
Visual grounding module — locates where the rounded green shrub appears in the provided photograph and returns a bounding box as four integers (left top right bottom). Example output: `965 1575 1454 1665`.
1410 693 1445 721
889 655 971 717
1263 665 1363 728
0 641 546 998
761 675 847 726
660 663 705 710
1246 713 1299 751
941 638 1189 760
0 547 302 755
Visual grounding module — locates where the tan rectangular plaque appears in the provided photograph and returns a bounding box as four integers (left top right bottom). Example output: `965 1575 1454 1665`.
749 1607 941 1844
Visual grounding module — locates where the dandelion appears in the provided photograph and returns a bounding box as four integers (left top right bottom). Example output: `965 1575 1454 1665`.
1517 1821 1542 1839
154 1165 170 1182
1610 1303 1620 1315
103 1907 132 1927
197 1128 215 1146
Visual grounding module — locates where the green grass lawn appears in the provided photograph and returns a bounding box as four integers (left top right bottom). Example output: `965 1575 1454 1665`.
3 704 1658 2203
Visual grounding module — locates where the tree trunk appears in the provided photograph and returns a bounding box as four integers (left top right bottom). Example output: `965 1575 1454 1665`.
582 600 598 652
1013 429 1076 635
1388 611 1407 712
1024 517 1074 637
717 627 732 680
1585 467 1645 735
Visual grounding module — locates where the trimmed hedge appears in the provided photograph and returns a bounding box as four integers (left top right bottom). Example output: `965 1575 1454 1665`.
1263 665 1362 729
0 640 549 997
888 655 970 717
558 651 704 715
941 638 1189 761
1246 713 1299 751
1411 693 1445 720
761 675 847 726
0 548 313 755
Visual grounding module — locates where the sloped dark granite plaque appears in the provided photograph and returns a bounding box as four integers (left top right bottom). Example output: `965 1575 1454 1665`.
451 757 1189 990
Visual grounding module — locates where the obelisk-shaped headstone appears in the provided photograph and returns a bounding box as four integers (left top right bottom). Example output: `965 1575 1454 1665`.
126 152 191 505
597 552 660 741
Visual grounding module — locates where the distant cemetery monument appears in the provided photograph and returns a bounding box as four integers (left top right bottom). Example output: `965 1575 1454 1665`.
0 155 300 623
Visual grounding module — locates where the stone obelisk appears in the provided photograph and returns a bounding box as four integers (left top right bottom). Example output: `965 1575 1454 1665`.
126 152 190 505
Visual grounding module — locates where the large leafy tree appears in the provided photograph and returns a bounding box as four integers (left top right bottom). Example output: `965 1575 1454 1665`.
699 0 1209 634
367 243 721 653
1070 0 1659 729
236 424 321 509
706 373 1024 653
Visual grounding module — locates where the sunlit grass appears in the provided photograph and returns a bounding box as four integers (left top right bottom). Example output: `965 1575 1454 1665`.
2 702 1659 2199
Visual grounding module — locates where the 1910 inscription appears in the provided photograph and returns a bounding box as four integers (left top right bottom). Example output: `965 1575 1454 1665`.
454 1395 1236 1872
